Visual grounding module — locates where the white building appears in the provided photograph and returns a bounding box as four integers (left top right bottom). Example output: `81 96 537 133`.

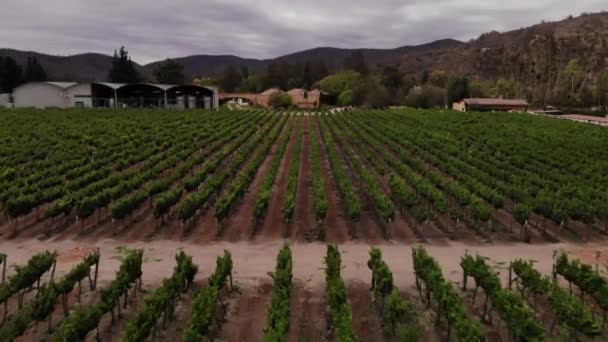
12 82 219 109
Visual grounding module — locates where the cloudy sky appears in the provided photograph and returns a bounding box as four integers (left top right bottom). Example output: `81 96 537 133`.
1 0 606 64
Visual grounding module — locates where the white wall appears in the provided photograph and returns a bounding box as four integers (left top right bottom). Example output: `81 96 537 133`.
66 83 93 108
14 83 67 108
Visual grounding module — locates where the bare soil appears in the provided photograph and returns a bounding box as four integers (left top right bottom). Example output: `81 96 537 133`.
1 239 608 341
218 280 273 342
255 116 299 241
312 114 351 243
292 115 317 241
221 115 293 242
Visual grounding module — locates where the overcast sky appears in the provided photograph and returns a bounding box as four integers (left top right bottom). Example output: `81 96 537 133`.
1 0 606 64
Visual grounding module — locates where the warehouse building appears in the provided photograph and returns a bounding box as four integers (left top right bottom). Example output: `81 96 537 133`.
452 98 530 112
13 82 219 109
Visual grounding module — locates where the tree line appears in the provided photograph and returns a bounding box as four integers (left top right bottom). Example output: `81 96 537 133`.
0 56 48 93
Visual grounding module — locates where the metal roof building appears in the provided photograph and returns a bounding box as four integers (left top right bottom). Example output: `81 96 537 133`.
13 82 219 109
452 98 530 112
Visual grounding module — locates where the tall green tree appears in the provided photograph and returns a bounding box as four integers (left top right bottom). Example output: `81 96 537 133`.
0 56 23 93
316 71 363 97
446 76 470 105
596 70 608 107
154 58 184 84
108 46 141 83
343 51 368 76
219 66 242 92
380 65 403 94
24 56 48 82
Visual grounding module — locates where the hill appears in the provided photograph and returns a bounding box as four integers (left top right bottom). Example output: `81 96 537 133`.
1 12 607 84
0 49 150 82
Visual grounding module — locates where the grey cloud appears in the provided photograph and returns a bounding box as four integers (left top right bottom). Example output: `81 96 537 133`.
0 0 606 64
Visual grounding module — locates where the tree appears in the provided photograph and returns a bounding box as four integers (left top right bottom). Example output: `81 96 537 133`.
0 56 23 93
108 46 141 83
338 90 354 106
429 70 447 88
446 76 470 105
316 71 363 97
241 73 265 93
364 83 391 108
469 80 490 98
380 65 403 94
218 66 242 92
344 51 368 76
268 92 292 108
154 59 184 84
24 57 48 82
557 59 587 105
596 71 608 108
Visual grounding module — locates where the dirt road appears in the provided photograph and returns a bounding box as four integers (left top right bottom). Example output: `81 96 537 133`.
2 239 607 290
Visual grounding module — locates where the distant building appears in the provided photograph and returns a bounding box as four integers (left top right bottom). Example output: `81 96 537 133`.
0 93 12 108
219 88 333 109
12 82 218 109
453 98 529 112
287 89 321 109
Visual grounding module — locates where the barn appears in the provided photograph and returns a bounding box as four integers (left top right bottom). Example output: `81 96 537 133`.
452 98 530 112
13 82 219 109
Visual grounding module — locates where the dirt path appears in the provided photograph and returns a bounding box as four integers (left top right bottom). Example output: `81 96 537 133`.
3 239 607 291
221 115 293 242
292 115 316 241
312 115 350 243
347 280 390 341
218 280 273 342
287 280 327 341
255 116 299 241
2 239 608 341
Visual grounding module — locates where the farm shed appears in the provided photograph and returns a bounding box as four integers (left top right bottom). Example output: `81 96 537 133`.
13 82 218 109
13 82 77 108
453 98 529 112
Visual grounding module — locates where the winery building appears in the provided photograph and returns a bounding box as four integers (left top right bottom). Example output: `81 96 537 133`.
12 82 219 109
452 98 530 112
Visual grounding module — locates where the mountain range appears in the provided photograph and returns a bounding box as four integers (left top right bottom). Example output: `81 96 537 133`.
2 12 607 84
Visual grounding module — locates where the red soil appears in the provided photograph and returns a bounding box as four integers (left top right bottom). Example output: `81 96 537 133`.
220 115 293 241
255 116 299 241
311 115 350 243
292 115 317 241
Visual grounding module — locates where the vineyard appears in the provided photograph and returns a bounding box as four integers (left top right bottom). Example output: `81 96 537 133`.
0 243 605 341
1 108 608 244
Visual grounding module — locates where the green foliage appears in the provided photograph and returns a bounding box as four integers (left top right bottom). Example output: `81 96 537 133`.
183 251 232 342
316 71 363 97
412 247 483 341
446 76 470 105
338 90 354 106
555 253 608 312
325 245 358 342
268 92 293 108
461 254 545 341
317 116 361 221
254 119 294 220
262 244 292 341
282 120 303 222
310 121 328 221
368 248 420 339
108 46 141 83
215 114 287 221
0 252 98 341
512 258 601 337
0 251 57 305
154 58 185 84
52 249 143 342
123 251 197 341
